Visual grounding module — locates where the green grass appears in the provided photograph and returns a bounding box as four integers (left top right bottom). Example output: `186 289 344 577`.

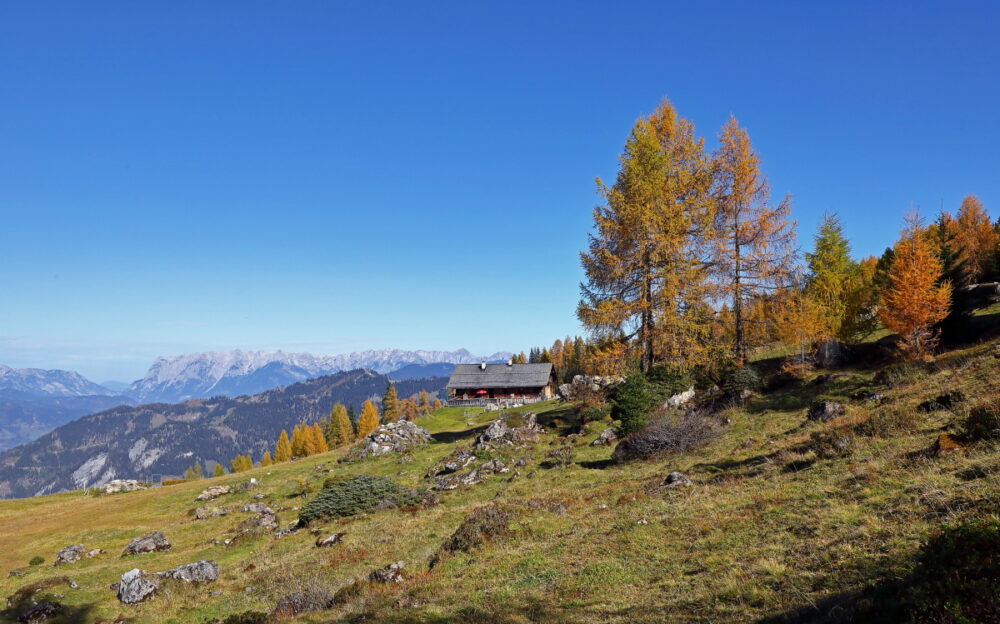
2 349 999 623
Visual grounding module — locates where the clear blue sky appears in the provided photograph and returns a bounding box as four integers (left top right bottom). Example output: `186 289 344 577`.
1 1 998 382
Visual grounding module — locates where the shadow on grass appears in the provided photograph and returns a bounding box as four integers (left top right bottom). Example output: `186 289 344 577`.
577 458 616 470
748 375 869 415
430 424 489 444
1 596 97 624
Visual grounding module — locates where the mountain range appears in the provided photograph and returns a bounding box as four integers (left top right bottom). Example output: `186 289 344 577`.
0 369 448 499
0 348 504 451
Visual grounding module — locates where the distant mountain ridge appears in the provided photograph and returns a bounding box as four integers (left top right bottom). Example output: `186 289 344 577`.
0 365 115 398
0 369 448 499
123 348 508 404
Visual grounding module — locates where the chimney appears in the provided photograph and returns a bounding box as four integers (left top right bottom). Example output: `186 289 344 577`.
480 362 486 370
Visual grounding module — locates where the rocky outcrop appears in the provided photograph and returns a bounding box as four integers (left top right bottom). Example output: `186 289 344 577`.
121 532 171 556
558 375 624 400
368 561 405 584
665 387 696 408
807 401 845 423
474 413 541 449
113 561 218 604
356 420 432 459
240 503 275 515
99 479 147 495
54 545 85 566
592 428 617 446
193 507 228 520
195 485 231 501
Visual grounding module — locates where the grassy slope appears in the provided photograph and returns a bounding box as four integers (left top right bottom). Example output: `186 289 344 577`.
1 342 999 623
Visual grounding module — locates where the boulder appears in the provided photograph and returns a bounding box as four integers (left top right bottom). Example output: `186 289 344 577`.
475 413 542 449
661 472 692 489
85 549 103 559
807 401 845 423
195 485 231 501
917 391 967 413
157 560 219 584
480 458 508 474
592 428 617 446
315 533 345 548
54 544 85 566
433 470 484 491
665 387 696 408
427 449 475 477
368 561 405 584
356 420 432 459
115 568 159 604
100 479 147 495
122 532 171 556
558 375 625 400
814 339 850 368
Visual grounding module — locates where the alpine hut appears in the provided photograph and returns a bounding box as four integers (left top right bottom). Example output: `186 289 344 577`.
446 361 557 406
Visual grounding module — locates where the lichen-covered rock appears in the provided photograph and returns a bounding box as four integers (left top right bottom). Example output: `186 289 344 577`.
480 458 508 474
240 503 275 515
194 507 228 520
99 479 147 495
475 413 542 449
661 472 692 489
315 533 345 548
195 485 231 501
115 568 159 604
427 449 475 477
666 387 696 408
558 375 625 400
368 561 405 584
157 560 219 584
121 532 171 556
592 428 617 446
807 401 845 423
356 421 432 459
54 544 85 566
433 470 484 490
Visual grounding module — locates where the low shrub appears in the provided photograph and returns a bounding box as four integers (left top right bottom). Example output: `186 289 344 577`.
161 479 187 486
579 403 611 424
806 429 855 459
440 505 514 555
646 365 695 402
906 517 1000 622
853 409 922 438
28 556 44 566
873 363 922 388
610 372 656 435
612 411 716 463
962 402 1000 442
271 589 334 618
290 476 315 498
298 475 421 525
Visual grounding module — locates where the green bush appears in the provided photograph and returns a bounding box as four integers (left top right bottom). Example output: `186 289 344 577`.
645 365 694 401
907 517 1000 623
610 372 656 435
873 362 922 388
28 556 43 566
721 366 760 400
298 475 421 525
579 403 611 424
963 402 1000 442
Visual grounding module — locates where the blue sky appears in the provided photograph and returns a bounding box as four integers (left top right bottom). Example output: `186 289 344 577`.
1 1 998 382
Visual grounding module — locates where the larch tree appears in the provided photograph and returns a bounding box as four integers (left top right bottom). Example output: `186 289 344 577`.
212 463 226 477
840 255 880 342
326 403 353 447
712 116 797 362
291 424 307 458
418 391 431 415
952 194 995 284
311 422 329 454
804 213 857 340
432 398 443 410
274 429 292 462
356 400 380 438
578 99 715 372
381 383 400 423
878 213 952 360
260 451 273 467
302 423 320 456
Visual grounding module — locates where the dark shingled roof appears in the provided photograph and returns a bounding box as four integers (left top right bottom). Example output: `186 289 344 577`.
446 363 553 389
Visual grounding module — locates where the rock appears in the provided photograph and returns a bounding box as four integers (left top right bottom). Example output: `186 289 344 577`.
807 401 845 423
369 561 405 584
194 507 228 520
356 420 432 459
932 433 963 455
474 419 513 448
666 386 696 408
427 449 475 477
475 413 542 449
239 513 278 530
18 601 66 621
661 472 692 489
480 458 508 474
814 339 850 368
558 375 625 400
99 479 147 495
252 493 266 500
315 533 345 548
54 545 85 566
157 560 219 584
433 470 485 490
121 532 171 556
240 503 275 515
592 427 618 446
115 568 159 604
917 391 967 413
195 485 231 501
85 549 103 558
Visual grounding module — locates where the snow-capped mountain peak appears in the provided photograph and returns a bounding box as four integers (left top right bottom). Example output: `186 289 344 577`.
0 365 115 398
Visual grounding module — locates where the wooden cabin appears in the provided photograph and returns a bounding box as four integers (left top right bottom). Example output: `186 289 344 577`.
446 362 556 406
